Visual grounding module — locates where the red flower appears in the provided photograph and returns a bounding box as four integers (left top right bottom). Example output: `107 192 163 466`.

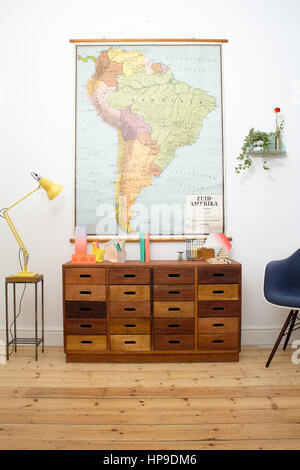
274 107 280 113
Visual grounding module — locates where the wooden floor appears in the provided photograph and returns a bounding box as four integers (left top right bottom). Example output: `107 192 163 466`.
0 346 300 450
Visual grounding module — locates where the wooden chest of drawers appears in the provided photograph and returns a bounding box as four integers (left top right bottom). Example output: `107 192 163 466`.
63 260 241 363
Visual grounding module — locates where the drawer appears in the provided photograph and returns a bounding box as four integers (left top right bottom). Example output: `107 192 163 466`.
154 285 194 302
154 335 194 350
109 267 150 284
198 317 239 334
65 284 106 301
66 335 106 351
198 267 240 284
110 301 150 318
65 318 106 334
109 285 150 301
110 335 150 351
198 284 239 301
198 300 239 318
65 301 107 318
110 318 150 335
154 318 194 335
154 302 194 318
153 267 194 285
198 334 239 350
64 267 105 284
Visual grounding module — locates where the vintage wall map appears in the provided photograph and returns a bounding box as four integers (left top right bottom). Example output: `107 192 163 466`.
75 42 224 236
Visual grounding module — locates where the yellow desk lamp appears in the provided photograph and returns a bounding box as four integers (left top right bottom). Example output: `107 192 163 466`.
1 172 63 277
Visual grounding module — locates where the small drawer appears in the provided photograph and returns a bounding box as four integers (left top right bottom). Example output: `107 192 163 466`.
110 318 150 335
154 302 194 318
198 301 239 318
153 267 194 285
154 335 194 350
65 318 106 334
65 284 106 301
65 301 107 318
109 285 150 301
198 334 239 350
198 267 240 284
198 317 238 334
109 267 150 285
154 318 194 335
110 301 150 318
110 335 150 351
64 267 106 284
198 284 239 301
154 285 194 302
66 335 106 351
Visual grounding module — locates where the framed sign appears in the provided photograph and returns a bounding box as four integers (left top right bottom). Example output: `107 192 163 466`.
72 39 226 238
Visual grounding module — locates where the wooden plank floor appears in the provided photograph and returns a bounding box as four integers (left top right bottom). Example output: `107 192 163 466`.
0 346 300 450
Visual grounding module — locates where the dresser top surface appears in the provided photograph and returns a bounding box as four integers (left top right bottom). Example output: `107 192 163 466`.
63 259 241 268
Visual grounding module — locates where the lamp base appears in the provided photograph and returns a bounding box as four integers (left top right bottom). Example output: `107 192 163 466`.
13 271 39 278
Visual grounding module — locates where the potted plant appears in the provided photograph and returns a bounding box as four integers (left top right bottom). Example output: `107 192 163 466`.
235 109 284 174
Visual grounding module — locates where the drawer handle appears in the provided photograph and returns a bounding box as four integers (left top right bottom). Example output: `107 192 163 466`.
124 341 136 344
213 290 224 294
168 273 180 277
168 307 180 311
80 340 93 344
125 307 136 311
124 291 136 295
168 291 180 295
80 307 92 311
80 291 91 295
213 323 225 327
212 339 224 343
213 273 224 277
212 307 224 311
80 274 91 278
168 324 180 328
80 324 92 328
124 274 136 278
124 324 136 328
168 340 180 344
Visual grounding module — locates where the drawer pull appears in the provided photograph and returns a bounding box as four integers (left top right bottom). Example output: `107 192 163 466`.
212 307 224 311
168 340 180 344
80 291 91 295
124 274 136 278
168 324 180 328
168 273 180 277
80 274 91 278
168 307 180 311
80 307 92 311
80 324 92 328
213 273 224 277
212 339 224 343
213 323 224 327
80 340 93 344
124 324 136 328
124 291 136 295
124 341 136 344
168 291 180 295
213 290 224 294
124 307 136 311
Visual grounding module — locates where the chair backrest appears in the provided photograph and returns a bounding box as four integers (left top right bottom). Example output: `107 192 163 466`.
264 248 300 296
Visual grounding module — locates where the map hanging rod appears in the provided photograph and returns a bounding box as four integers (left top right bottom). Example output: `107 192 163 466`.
69 38 228 44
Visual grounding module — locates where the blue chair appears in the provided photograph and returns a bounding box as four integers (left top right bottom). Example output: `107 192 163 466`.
264 249 300 367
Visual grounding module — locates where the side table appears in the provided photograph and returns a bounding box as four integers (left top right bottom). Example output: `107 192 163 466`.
5 274 44 361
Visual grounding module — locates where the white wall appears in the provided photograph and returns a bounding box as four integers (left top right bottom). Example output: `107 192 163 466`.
1 0 300 347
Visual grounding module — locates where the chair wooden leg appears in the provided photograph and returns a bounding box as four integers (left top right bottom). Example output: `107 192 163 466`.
266 310 294 368
283 310 298 350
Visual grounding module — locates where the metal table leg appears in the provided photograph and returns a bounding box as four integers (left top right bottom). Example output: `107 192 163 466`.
5 282 9 361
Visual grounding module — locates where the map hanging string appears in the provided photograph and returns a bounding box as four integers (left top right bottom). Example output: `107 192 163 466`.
105 19 197 39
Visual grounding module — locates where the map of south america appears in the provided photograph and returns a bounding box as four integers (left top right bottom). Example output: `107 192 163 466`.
80 47 216 233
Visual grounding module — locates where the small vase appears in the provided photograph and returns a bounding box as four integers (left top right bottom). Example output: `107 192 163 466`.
275 133 280 151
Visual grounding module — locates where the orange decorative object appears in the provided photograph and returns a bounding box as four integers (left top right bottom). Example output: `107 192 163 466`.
72 227 96 264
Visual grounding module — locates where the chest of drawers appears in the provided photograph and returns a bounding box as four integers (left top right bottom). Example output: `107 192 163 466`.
63 260 241 363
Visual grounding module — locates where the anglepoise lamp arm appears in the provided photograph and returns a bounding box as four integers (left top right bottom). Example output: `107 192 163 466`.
1 172 63 277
